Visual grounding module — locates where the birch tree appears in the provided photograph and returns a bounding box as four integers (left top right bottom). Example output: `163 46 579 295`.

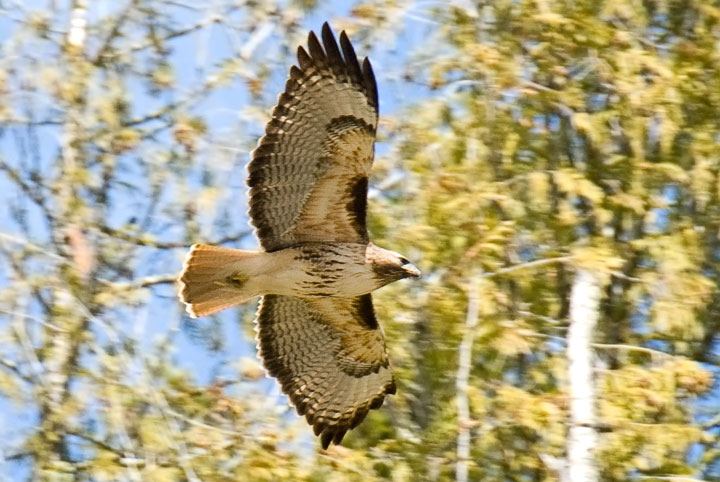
566 269 601 482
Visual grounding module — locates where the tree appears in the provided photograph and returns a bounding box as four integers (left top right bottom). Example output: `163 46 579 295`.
372 0 719 480
0 1 323 479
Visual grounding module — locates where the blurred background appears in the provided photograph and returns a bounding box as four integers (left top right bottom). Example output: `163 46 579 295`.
1 0 720 480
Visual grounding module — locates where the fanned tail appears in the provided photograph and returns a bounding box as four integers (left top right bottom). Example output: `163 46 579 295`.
178 244 261 317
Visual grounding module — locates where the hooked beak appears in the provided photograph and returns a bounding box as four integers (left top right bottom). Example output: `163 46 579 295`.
403 263 422 279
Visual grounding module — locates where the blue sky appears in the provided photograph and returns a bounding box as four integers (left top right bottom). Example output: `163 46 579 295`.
0 2 437 477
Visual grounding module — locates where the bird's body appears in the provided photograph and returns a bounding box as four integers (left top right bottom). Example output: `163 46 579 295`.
178 22 418 448
183 242 413 304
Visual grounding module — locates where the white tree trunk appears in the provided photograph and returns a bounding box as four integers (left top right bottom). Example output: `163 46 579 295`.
67 0 88 49
565 269 601 482
456 277 480 482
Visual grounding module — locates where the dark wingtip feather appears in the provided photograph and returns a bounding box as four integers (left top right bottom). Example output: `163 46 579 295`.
333 429 347 445
362 57 379 111
297 45 312 70
321 431 333 450
289 65 303 80
338 30 363 82
307 30 326 63
321 22 333 40
349 411 367 429
321 22 344 73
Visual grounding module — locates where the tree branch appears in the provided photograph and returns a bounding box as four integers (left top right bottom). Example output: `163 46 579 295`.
484 256 574 279
93 0 139 65
0 357 32 383
0 162 54 226
66 429 124 455
104 273 178 290
0 232 67 263
99 226 252 249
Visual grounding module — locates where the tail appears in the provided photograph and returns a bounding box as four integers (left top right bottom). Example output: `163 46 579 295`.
178 244 262 318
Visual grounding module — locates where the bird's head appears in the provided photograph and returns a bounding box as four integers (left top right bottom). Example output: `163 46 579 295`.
367 244 421 283
396 255 422 279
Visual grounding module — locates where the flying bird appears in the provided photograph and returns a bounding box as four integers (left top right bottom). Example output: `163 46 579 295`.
178 22 420 449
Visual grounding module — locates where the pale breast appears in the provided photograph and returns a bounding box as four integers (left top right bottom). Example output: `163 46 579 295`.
266 242 381 298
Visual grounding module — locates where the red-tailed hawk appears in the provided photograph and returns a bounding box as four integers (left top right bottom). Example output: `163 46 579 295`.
178 23 420 449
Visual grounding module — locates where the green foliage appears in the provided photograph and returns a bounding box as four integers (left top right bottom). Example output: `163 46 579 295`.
1 0 720 481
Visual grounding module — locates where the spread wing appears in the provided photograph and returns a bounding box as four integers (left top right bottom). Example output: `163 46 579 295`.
248 22 379 252
255 294 395 448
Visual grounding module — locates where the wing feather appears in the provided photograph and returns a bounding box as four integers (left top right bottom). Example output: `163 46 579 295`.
255 294 395 448
248 23 378 252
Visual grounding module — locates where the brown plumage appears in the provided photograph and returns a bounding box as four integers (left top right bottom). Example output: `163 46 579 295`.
178 22 419 449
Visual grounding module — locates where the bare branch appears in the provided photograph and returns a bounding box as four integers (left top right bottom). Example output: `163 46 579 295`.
122 102 182 127
99 226 252 250
128 19 217 55
93 0 139 65
0 117 63 126
11 296 46 385
591 343 673 360
104 273 177 290
0 232 67 263
484 256 574 279
0 357 31 383
517 309 564 325
637 477 708 482
0 162 54 225
152 390 201 482
702 412 720 430
164 407 246 438
0 309 68 332
66 429 124 455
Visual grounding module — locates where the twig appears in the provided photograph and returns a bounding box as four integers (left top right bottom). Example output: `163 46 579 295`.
99 226 252 249
484 256 574 279
152 390 201 482
591 343 672 359
0 309 68 332
0 117 63 126
609 270 642 283
0 357 31 382
637 477 708 482
11 296 46 385
66 429 124 455
517 309 563 325
122 102 182 127
111 274 178 289
93 0 139 65
164 408 245 437
0 163 54 226
701 412 720 430
0 232 67 263
129 19 216 55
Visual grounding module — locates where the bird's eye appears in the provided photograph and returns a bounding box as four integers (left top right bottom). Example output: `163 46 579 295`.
399 257 410 265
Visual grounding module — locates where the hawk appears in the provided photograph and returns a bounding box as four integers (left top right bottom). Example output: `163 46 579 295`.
178 22 420 449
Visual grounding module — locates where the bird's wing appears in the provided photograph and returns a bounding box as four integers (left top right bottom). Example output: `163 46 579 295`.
255 294 395 448
248 22 378 252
